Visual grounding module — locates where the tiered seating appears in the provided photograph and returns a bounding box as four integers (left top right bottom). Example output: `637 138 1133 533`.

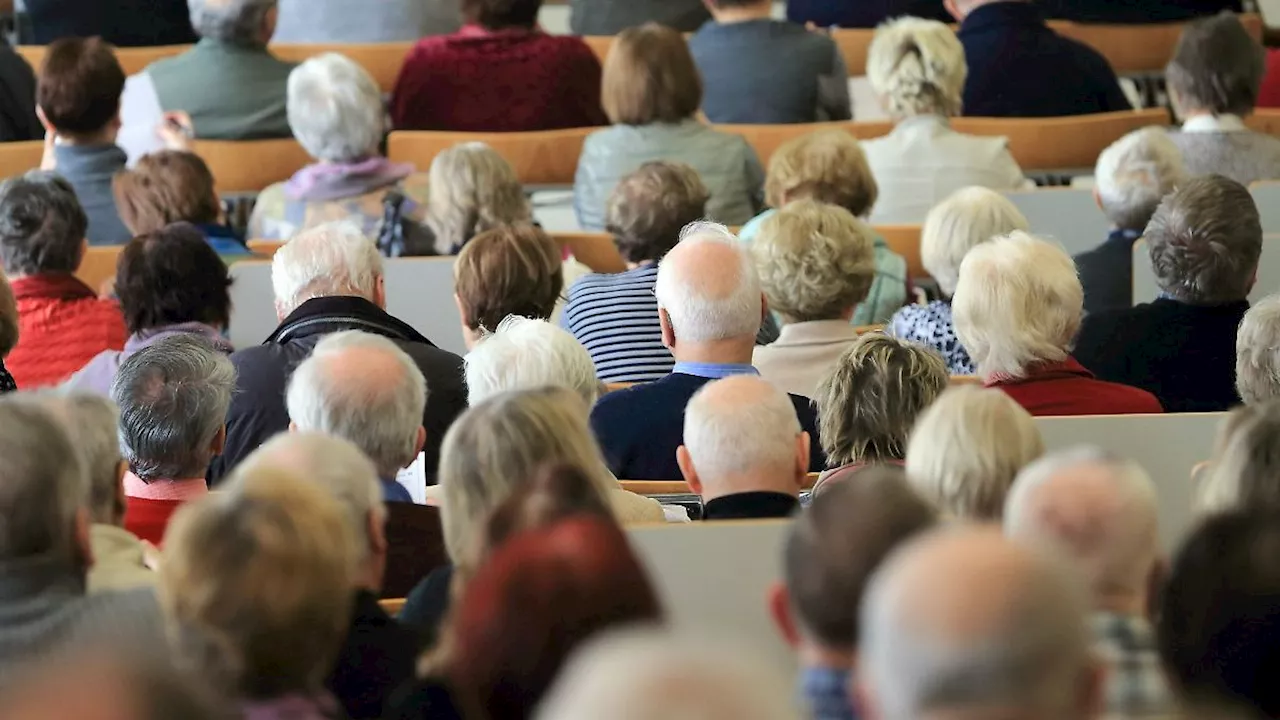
1005 188 1110 256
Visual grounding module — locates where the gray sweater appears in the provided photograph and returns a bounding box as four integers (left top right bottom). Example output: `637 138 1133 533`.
1169 130 1280 186
54 144 131 247
273 0 461 43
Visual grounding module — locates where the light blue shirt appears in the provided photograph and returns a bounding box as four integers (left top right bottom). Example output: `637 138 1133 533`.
671 362 760 379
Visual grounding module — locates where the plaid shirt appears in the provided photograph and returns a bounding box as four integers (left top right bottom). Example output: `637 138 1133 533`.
1092 612 1176 719
799 665 857 720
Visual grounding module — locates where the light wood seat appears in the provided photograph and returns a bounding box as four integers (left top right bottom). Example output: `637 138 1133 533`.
717 120 891 167
77 246 123 295
388 127 594 186
949 375 982 385
876 224 925 279
832 28 876 76
379 598 406 616
0 140 43 180
246 240 285 258
1245 109 1280 139
1047 13 1262 75
192 138 313 194
552 231 626 274
620 473 820 497
18 44 190 76
271 42 414 93
581 35 614 65
950 108 1170 172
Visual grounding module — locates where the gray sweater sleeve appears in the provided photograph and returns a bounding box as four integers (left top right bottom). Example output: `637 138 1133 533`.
818 43 853 122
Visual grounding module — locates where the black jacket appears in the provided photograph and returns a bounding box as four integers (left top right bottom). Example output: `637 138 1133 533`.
1075 228 1142 317
0 44 41 143
21 0 197 46
327 590 422 720
702 491 800 521
1039 0 1240 23
208 296 467 486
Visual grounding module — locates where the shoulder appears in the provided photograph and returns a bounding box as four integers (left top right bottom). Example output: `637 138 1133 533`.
544 33 600 62
1056 33 1118 75
395 338 465 376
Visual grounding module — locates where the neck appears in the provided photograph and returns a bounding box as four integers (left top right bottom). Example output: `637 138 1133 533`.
798 641 855 671
58 126 118 147
672 337 756 365
712 2 772 22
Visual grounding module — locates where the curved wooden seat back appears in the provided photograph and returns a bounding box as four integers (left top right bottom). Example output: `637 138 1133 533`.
77 246 123 295
951 108 1169 171
271 42 414 92
552 231 626 274
388 127 594 186
0 141 43 180
1047 13 1262 75
192 138 313 194
876 224 925 279
18 44 190 76
718 120 891 167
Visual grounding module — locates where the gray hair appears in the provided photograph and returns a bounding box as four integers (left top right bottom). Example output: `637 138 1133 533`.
1167 12 1265 118
287 53 384 164
0 397 87 561
36 392 123 526
1094 128 1187 232
1200 401 1280 514
425 142 532 255
920 186 1029 298
683 375 803 488
654 222 762 343
188 0 277 45
271 222 383 317
0 171 87 277
1237 295 1280 405
464 315 600 406
1146 174 1261 305
866 17 967 118
111 335 235 482
285 330 427 478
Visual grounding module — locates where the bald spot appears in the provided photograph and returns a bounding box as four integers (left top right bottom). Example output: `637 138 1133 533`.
695 374 784 412
317 344 411 394
662 236 748 303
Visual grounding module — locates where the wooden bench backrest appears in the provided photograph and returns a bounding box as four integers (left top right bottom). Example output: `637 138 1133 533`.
388 127 594 186
0 140 43 181
951 108 1170 171
192 138 313 194
77 246 122 295
271 42 414 92
876 224 925 279
717 120 891 168
1047 13 1262 75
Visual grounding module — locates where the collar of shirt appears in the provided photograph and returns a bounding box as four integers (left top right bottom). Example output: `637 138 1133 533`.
702 491 800 521
799 665 858 720
1182 113 1248 134
671 362 759 379
123 471 209 501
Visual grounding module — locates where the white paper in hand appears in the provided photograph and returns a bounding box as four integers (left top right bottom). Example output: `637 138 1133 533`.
394 452 428 505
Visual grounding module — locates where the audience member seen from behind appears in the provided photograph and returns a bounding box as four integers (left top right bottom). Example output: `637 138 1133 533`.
251 54 430 241
751 202 878 397
1167 13 1280 186
110 335 234 546
1076 128 1189 315
1005 447 1172 719
858 527 1100 720
159 470 356 720
285 330 427 504
1198 400 1280 515
1075 174 1261 412
689 0 851 124
234 433 420 720
949 0 1129 117
740 130 907 325
590 223 824 481
0 271 19 392
569 0 709 33
787 0 951 27
678 376 810 520
66 224 234 397
391 0 606 132
0 173 125 388
211 222 466 485
273 0 460 42
1158 510 1280 718
564 162 707 383
862 18 1029 224
888 186 1029 374
574 23 764 231
35 37 131 246
953 231 1163 416
1236 295 1280 405
0 36 42 143
112 152 249 256
453 225 563 350
425 143 533 256
464 316 601 407
812 333 948 484
905 385 1044 521
770 468 936 720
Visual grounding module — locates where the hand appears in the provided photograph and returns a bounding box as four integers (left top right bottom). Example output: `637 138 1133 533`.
39 128 56 172
156 111 195 151
141 540 162 572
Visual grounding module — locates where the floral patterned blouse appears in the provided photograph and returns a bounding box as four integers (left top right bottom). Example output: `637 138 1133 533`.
888 300 975 375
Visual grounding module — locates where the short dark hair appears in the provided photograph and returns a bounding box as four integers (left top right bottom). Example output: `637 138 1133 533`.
784 466 935 649
115 223 232 335
461 0 541 29
1146 174 1261 305
454 225 563 333
1167 12 1264 117
0 172 87 277
1158 509 1280 717
37 37 126 136
606 162 708 264
113 151 221 236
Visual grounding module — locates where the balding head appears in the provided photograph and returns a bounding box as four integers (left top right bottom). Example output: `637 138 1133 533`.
859 527 1096 720
1005 448 1159 615
677 375 808 502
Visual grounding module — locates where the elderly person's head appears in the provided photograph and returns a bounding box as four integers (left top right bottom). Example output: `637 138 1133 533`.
453 225 563 348
288 53 384 165
764 130 878 216
1167 12 1265 120
953 231 1082 379
115 224 232 337
0 398 89 567
1146 174 1261 306
922 186 1029 298
677 375 809 503
606 161 708 265
1094 128 1187 232
867 17 966 120
1005 447 1159 616
905 385 1044 521
37 37 125 141
655 222 764 361
0 271 17 362
112 152 221 236
35 392 125 528
1237 295 1280 405
426 143 531 255
815 334 948 468
160 469 356 700
1199 400 1280 515
753 200 876 325
859 527 1097 720
188 0 278 47
111 335 235 483
465 316 599 406
285 330 427 479
461 0 541 29
603 23 702 126
271 222 383 320
0 172 86 279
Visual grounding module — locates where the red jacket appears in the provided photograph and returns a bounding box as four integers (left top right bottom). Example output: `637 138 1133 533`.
987 357 1163 417
123 496 185 547
391 24 608 132
1259 49 1280 108
9 274 126 388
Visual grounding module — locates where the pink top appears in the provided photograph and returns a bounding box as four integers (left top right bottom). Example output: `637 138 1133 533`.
123 471 208 501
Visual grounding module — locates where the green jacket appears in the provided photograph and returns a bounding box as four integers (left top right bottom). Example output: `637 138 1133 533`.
147 38 295 140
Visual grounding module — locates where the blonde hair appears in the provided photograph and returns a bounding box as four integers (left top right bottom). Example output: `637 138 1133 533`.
764 130 878 216
753 200 877 323
426 142 532 255
866 17 967 118
1200 402 1280 515
952 232 1082 380
921 187 1029 297
602 23 702 125
158 469 357 699
905 386 1044 521
1237 295 1280 405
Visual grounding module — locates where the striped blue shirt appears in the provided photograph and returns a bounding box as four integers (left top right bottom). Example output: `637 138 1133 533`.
563 265 675 383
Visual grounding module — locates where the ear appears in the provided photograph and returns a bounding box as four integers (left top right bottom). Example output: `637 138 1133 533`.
288 420 297 433
373 274 388 309
113 459 129 523
676 445 702 494
944 0 963 21
413 426 426 458
794 431 811 489
852 673 880 720
659 308 675 349
74 507 94 570
36 105 52 132
767 581 802 648
1092 187 1103 213
366 508 388 558
210 424 227 456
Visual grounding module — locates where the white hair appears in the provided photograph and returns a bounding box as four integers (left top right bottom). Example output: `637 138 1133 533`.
654 222 762 343
271 222 383 317
867 17 967 118
921 187 1029 297
683 376 802 488
464 316 600 406
1237 295 1280 405
285 330 427 477
952 231 1083 379
188 0 275 44
535 628 801 720
287 53 385 164
1094 127 1187 231
35 392 122 526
